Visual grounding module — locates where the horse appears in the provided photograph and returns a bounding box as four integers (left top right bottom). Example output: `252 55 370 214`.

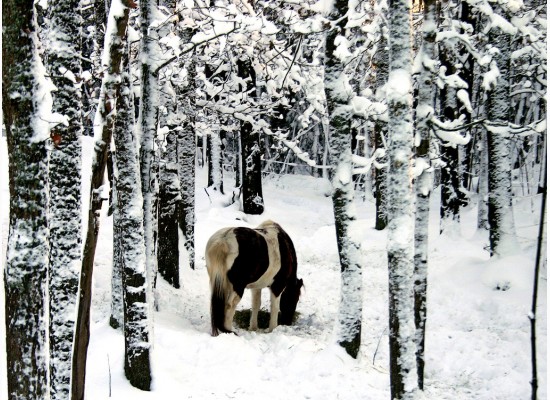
205 220 303 336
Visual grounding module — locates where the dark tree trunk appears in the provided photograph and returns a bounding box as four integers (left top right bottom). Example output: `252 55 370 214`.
373 0 389 231
439 10 462 233
176 56 197 270
45 1 83 398
158 129 181 287
237 58 264 215
440 144 462 233
109 150 124 329
3 1 49 398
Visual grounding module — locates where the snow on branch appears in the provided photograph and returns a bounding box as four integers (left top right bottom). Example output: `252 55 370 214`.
352 148 387 175
429 116 472 146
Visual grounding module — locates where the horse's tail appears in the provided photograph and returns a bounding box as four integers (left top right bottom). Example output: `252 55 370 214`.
206 235 233 336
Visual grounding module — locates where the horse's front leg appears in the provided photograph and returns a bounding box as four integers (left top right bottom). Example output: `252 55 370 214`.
249 288 261 331
267 290 281 333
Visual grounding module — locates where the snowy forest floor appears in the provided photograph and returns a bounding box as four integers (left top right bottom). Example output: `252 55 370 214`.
0 136 547 399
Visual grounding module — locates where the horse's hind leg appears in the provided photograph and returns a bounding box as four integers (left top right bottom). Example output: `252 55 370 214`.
249 288 261 330
225 291 241 332
267 291 281 333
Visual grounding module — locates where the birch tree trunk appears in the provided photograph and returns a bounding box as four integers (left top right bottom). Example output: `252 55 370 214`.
45 2 83 398
413 0 437 388
387 0 420 396
324 0 363 359
114 18 152 390
72 2 130 398
3 1 49 398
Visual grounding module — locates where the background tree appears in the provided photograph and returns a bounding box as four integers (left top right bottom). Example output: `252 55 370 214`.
113 11 152 387
238 56 265 215
372 1 389 231
386 0 420 396
45 1 83 398
109 150 124 328
72 1 131 397
3 0 49 398
178 56 197 270
413 0 437 388
484 4 519 256
138 0 161 305
324 0 363 359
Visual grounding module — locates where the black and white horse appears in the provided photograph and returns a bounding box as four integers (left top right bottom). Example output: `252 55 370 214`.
205 220 303 336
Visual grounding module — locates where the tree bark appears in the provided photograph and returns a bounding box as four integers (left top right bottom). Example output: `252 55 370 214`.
373 0 389 231
114 17 152 390
413 0 437 388
485 6 519 256
237 58 265 215
324 0 363 359
72 2 130 398
109 150 124 328
45 1 83 398
387 0 420 396
158 129 181 286
176 55 197 271
138 0 160 310
3 1 49 398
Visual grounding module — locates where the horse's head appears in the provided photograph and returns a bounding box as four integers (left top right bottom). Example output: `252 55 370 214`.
279 278 303 325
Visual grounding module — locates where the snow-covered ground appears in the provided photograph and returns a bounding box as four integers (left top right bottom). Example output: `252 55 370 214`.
0 135 547 399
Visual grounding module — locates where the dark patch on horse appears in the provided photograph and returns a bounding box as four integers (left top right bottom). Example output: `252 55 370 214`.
275 226 302 325
270 226 296 296
226 227 270 297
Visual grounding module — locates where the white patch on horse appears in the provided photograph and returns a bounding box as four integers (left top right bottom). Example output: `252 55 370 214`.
245 222 282 290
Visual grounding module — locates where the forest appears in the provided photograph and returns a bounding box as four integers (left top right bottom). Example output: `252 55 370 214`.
0 0 546 399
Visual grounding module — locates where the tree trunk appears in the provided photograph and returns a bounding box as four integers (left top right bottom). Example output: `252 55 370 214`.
45 1 83 398
158 129 181 287
529 158 546 400
237 58 264 215
387 0 420 396
109 150 124 329
176 55 197 270
485 7 519 256
114 22 152 391
3 1 49 398
477 129 490 229
138 0 160 312
413 0 437 388
373 0 389 231
324 0 363 359
207 127 224 194
72 2 130 398
438 0 462 234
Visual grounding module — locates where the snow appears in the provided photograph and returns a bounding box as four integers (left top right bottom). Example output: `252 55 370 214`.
0 135 547 399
